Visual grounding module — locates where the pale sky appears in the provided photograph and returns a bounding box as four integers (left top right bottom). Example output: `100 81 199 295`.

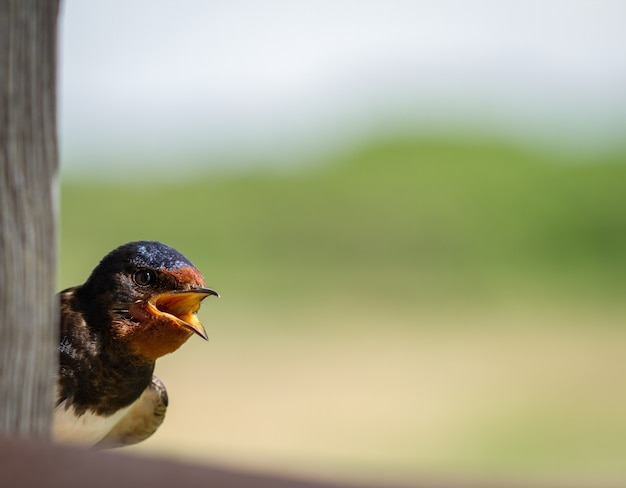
59 1 626 175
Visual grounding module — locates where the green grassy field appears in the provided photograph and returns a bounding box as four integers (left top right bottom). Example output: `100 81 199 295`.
60 138 626 484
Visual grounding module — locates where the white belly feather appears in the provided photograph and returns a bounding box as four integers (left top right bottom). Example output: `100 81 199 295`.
53 399 133 446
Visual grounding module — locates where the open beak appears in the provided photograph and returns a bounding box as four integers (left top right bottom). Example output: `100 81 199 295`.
146 287 219 340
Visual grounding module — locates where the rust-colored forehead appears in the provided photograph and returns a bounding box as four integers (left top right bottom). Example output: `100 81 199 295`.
162 266 205 288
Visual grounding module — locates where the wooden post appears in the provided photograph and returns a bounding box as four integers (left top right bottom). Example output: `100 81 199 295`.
0 0 61 438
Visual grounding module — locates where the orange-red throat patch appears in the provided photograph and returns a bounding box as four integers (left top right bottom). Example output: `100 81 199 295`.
127 286 218 360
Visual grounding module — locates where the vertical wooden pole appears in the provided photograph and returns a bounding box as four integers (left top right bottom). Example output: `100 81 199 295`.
0 0 60 438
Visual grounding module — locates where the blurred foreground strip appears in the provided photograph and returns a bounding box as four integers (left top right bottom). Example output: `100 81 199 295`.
0 436 589 488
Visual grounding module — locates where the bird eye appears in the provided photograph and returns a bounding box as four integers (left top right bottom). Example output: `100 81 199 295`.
133 269 155 286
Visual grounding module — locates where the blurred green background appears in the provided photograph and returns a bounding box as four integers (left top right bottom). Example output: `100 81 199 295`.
58 1 626 485
59 138 626 484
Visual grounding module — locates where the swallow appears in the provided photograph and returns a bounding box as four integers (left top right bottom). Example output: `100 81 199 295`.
53 241 218 448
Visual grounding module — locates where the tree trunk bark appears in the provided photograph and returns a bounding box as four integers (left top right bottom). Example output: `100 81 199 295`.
0 0 60 438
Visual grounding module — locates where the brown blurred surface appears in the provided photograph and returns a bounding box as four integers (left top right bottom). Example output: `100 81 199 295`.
0 436 571 488
0 436 403 488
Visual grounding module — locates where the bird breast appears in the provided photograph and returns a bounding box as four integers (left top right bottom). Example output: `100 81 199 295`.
53 398 133 446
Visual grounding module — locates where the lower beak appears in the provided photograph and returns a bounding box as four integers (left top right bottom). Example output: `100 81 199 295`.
147 287 219 340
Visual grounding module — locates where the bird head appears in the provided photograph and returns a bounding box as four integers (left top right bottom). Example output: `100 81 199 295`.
79 241 218 360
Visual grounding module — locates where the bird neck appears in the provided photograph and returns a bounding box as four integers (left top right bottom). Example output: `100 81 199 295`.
59 288 157 417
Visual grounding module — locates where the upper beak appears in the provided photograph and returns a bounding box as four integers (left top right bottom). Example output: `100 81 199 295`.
147 287 219 340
